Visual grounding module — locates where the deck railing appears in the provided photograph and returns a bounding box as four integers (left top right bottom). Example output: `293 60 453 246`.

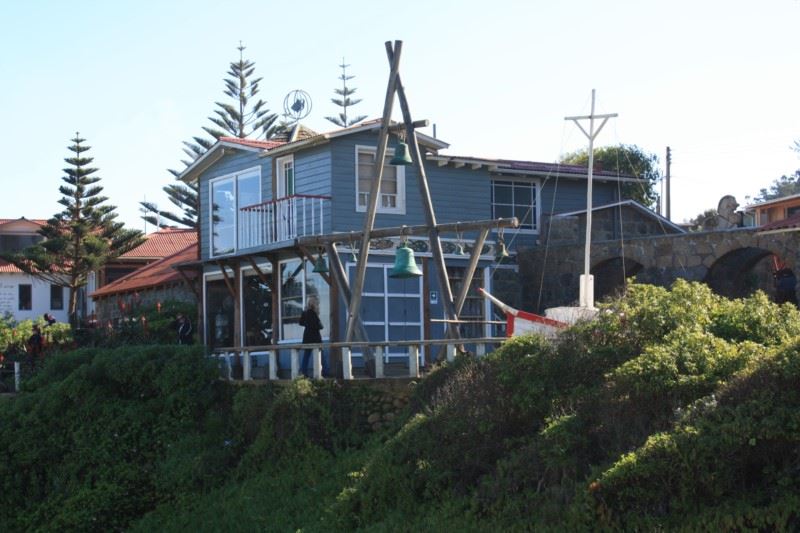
212 337 507 381
239 194 331 249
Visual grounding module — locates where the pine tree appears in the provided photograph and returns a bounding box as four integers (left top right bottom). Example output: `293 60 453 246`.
325 59 367 128
4 134 144 327
141 43 282 228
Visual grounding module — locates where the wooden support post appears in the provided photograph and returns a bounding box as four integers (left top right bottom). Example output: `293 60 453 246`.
326 243 373 361
375 346 384 378
342 347 353 380
387 42 460 342
312 348 322 379
446 344 456 363
269 350 278 380
291 349 300 379
455 228 489 315
408 345 420 378
242 350 251 381
345 40 403 343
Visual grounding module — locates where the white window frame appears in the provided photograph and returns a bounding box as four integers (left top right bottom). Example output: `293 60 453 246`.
203 269 237 347
277 258 331 343
355 145 406 215
208 166 261 258
491 178 540 233
276 155 294 199
348 261 423 359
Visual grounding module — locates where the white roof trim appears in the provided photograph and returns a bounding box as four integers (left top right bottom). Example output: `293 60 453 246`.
178 140 266 183
554 200 686 233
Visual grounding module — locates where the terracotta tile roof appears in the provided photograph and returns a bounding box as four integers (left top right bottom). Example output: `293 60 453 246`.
757 212 800 232
218 137 286 150
120 228 197 259
91 243 198 298
0 260 23 273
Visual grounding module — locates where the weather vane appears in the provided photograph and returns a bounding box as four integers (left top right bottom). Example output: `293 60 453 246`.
283 89 312 124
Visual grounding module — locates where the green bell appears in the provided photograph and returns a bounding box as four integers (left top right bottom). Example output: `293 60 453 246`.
495 240 510 261
312 254 329 274
389 243 423 278
454 242 466 256
390 141 413 166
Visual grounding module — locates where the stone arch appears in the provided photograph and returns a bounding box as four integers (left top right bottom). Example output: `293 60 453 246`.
704 246 795 302
591 256 644 303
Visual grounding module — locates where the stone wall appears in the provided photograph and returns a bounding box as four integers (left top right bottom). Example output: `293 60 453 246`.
520 227 800 312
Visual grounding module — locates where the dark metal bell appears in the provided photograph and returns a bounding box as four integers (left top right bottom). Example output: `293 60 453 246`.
389 243 423 278
312 254 329 274
390 141 413 166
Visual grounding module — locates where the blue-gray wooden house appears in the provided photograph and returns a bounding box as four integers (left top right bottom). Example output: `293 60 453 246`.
179 120 635 369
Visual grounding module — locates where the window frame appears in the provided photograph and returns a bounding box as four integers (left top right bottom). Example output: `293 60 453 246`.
50 284 64 310
18 284 32 311
208 166 261 258
354 145 406 215
491 177 540 233
275 154 295 198
277 258 331 343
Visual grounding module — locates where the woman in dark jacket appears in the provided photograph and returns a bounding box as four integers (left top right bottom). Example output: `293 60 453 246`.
299 296 323 377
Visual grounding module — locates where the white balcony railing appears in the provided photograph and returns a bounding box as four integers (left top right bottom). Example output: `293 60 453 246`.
239 194 330 249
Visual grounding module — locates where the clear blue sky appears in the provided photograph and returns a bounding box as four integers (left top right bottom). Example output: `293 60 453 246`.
1 0 798 229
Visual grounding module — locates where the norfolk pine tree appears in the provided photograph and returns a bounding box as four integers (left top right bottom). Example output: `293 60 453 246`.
4 134 143 327
325 59 367 128
141 43 282 228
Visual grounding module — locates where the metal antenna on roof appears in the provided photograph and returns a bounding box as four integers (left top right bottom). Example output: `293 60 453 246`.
283 89 312 125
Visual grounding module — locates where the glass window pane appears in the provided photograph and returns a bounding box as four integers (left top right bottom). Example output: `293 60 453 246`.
515 205 533 228
493 204 513 219
364 267 385 293
18 284 32 311
206 278 235 349
361 296 385 321
212 178 235 255
493 183 512 204
50 285 64 310
514 183 533 205
281 259 304 340
305 266 330 334
388 298 420 322
243 271 272 346
238 173 260 209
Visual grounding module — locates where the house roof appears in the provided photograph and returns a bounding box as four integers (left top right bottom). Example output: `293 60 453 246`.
263 118 449 158
91 243 198 299
757 212 800 233
0 217 47 229
119 227 197 260
0 260 24 273
217 137 286 150
745 193 800 210
426 154 644 183
553 200 686 234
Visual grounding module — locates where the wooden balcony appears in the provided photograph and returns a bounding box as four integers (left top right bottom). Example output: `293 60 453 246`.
239 194 331 249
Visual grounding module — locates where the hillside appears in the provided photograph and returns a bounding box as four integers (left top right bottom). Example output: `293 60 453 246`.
1 281 799 531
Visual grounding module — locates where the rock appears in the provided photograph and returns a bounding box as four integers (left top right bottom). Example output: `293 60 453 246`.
367 413 381 424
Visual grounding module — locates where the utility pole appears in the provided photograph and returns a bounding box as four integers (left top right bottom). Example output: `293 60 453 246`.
665 146 672 221
565 89 617 309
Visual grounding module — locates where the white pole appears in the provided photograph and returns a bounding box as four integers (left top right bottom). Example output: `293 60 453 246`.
565 90 617 309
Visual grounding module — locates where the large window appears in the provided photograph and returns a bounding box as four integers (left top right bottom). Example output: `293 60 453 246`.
0 234 41 254
205 276 235 349
210 168 260 256
50 285 63 310
18 284 32 311
446 266 486 339
348 263 422 357
356 146 405 214
279 258 330 341
491 179 538 231
276 155 294 198
242 268 273 346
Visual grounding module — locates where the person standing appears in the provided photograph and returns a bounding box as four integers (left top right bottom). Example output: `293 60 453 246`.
28 324 44 369
299 296 323 377
176 313 193 345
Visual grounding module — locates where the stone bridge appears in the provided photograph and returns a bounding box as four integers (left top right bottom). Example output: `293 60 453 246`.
518 225 800 312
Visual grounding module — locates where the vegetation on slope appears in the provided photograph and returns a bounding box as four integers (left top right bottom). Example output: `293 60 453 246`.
1 281 799 531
